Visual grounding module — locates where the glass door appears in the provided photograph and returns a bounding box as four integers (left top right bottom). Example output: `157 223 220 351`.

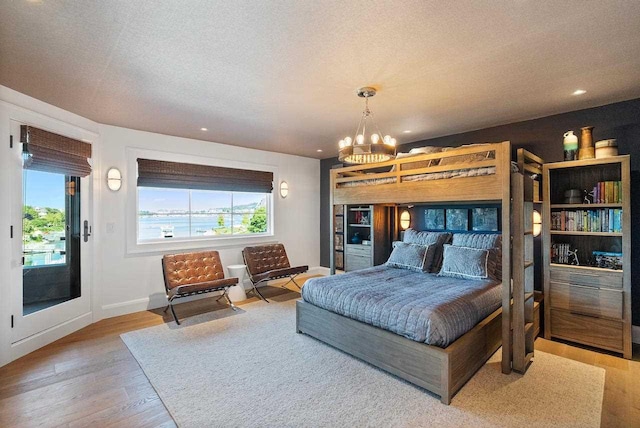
11 121 92 343
22 171 81 314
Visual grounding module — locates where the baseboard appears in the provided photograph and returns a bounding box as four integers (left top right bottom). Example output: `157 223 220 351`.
10 312 93 363
633 325 640 344
101 297 153 319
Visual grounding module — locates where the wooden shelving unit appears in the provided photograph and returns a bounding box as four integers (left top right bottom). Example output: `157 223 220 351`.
343 205 390 272
331 204 345 273
550 231 622 237
542 155 631 359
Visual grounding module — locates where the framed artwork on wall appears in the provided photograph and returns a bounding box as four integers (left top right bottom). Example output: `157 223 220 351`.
471 207 499 231
424 209 445 230
445 208 469 231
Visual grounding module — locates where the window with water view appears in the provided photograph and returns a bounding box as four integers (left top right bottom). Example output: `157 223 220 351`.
23 170 67 266
138 188 270 241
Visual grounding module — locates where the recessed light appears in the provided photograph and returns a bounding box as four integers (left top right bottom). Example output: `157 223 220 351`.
572 89 587 96
200 127 208 131
317 149 323 153
403 130 412 134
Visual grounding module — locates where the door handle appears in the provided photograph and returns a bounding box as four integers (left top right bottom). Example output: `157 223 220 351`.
83 220 91 242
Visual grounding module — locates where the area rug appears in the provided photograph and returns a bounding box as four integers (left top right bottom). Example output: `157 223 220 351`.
121 297 605 428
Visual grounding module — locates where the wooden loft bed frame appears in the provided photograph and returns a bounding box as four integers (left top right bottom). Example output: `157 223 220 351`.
298 141 545 404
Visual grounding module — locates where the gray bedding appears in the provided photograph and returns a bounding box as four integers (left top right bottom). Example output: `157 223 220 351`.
301 265 501 347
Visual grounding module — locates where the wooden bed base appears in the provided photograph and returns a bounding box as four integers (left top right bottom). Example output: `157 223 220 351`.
296 300 502 405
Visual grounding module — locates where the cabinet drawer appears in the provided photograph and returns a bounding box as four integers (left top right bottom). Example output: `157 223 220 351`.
345 254 372 272
345 244 372 256
549 265 622 289
549 281 623 320
550 309 623 352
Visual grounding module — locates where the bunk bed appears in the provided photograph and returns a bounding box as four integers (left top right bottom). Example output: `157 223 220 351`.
296 141 544 404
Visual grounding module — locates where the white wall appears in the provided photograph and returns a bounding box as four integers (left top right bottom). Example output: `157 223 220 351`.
95 125 320 318
0 85 320 366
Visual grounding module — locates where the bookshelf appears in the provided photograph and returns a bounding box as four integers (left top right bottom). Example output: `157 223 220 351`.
542 156 631 358
344 205 391 272
332 204 345 273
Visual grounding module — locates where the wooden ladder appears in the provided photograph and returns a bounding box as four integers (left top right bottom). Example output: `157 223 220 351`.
511 172 535 373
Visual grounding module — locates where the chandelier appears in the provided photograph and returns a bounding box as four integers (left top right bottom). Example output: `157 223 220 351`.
338 87 396 164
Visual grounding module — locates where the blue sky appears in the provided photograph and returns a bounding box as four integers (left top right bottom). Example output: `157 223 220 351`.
23 170 65 210
139 188 264 212
23 171 265 212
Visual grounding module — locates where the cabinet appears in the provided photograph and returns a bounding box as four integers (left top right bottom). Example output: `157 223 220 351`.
542 156 631 358
331 205 390 273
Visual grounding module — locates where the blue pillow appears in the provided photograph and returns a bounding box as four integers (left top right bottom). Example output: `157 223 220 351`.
386 242 434 272
438 244 490 280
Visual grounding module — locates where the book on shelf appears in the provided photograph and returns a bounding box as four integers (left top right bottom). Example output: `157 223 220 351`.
551 243 571 264
550 209 622 233
592 181 623 204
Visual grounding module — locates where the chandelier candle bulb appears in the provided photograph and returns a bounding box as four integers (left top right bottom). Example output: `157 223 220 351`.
337 87 396 164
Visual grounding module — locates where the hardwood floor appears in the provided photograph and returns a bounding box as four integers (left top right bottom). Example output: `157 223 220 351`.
1 276 638 428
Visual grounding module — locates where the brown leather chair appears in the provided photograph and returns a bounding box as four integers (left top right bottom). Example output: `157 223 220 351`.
242 244 308 302
161 250 238 324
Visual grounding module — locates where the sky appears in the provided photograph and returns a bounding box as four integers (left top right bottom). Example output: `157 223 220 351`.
22 170 265 213
138 188 264 212
23 170 65 210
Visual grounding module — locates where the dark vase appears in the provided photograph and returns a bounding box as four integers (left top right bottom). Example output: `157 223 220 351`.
351 232 361 244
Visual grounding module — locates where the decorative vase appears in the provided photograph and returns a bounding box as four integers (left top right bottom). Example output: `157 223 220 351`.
563 131 578 161
578 126 595 160
351 232 361 244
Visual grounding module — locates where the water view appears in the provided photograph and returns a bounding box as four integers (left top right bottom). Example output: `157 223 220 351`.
138 187 269 240
138 212 267 240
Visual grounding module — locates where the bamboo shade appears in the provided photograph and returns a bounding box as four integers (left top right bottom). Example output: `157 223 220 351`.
21 125 92 177
137 158 273 193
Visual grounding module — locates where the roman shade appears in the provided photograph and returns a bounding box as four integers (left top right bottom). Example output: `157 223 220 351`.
137 158 274 193
21 125 92 177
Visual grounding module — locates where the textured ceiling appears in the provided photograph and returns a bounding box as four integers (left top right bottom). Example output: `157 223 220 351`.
2 1 640 159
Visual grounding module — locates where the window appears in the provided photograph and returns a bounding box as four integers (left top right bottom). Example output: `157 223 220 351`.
22 170 68 266
138 188 270 242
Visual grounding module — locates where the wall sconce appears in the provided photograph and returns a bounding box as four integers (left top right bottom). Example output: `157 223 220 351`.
533 210 542 237
279 181 289 198
400 210 411 230
107 167 122 191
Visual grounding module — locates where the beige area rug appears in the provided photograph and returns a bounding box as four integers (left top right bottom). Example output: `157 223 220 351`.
121 297 605 428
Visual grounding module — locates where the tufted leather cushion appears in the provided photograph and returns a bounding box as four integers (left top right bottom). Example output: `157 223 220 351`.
243 244 308 282
243 244 291 275
162 251 236 295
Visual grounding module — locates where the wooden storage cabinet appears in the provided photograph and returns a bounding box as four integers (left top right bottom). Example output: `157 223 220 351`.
549 264 622 289
549 281 623 320
542 156 631 358
341 205 390 272
550 309 623 353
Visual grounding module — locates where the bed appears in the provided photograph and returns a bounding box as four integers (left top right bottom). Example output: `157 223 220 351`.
299 142 544 404
338 163 519 188
301 265 501 347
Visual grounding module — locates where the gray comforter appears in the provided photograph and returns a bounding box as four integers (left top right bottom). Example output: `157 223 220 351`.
301 265 501 347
